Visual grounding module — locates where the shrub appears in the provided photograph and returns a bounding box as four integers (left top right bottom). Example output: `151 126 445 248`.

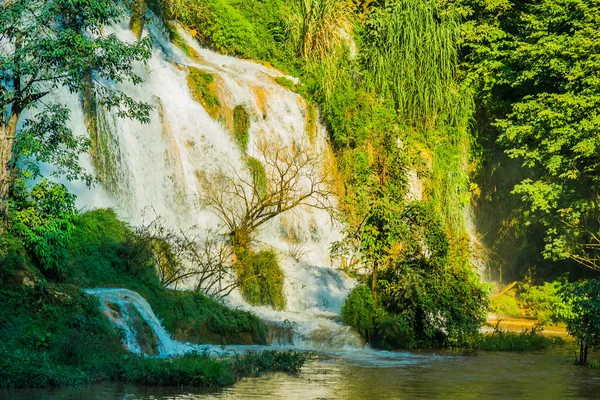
371 314 416 350
474 327 564 352
236 249 286 310
520 280 573 326
341 285 375 339
10 180 77 276
489 293 521 317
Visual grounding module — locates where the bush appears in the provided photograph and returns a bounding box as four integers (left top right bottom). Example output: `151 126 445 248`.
0 285 126 388
489 293 521 317
341 285 375 339
10 180 77 276
474 327 564 352
371 314 416 350
520 280 572 326
236 249 286 310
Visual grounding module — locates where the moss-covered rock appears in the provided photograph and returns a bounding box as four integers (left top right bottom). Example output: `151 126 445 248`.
233 105 250 152
187 67 221 119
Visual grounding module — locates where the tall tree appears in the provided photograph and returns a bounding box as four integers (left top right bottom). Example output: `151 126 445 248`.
0 0 152 214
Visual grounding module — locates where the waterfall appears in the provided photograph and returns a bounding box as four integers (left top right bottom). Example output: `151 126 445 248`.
63 15 364 351
84 287 427 368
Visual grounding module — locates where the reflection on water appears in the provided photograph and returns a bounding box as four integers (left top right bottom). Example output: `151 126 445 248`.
5 347 600 400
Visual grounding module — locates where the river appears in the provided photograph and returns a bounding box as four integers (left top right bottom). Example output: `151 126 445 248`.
6 346 600 400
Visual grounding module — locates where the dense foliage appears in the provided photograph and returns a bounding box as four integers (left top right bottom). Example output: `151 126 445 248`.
561 279 600 365
461 0 600 279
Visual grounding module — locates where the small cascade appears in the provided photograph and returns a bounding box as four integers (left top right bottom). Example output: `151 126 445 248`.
86 288 215 357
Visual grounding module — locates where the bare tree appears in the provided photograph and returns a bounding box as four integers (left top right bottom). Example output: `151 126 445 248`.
197 138 334 249
135 212 239 297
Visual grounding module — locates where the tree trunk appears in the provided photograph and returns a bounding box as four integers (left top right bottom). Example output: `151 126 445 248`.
372 261 379 303
0 113 19 205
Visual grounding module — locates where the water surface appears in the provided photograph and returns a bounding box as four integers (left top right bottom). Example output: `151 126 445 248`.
6 347 600 399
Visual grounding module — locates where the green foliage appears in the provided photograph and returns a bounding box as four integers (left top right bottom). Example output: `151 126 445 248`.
371 314 416 350
288 0 352 62
0 285 126 388
362 0 469 129
233 105 250 152
276 76 297 91
9 180 77 275
461 0 600 273
560 279 600 364
1 0 153 204
520 279 573 326
376 204 488 348
489 294 520 317
120 350 312 387
187 67 221 118
341 285 375 339
155 0 297 71
236 249 286 311
231 350 313 377
64 209 268 345
474 327 564 352
154 289 268 345
245 156 267 196
120 353 236 387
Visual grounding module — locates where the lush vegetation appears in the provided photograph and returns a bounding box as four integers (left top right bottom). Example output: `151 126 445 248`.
461 0 600 281
4 0 600 390
0 205 315 388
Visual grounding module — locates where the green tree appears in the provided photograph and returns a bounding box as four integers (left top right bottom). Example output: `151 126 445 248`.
461 0 600 274
561 279 600 365
0 0 152 211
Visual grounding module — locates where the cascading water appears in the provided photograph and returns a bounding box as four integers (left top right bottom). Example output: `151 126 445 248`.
66 15 363 353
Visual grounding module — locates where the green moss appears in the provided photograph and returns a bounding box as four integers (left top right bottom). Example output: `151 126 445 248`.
129 0 147 39
187 67 221 119
276 76 297 91
233 105 250 152
128 305 159 356
236 249 286 311
245 156 266 195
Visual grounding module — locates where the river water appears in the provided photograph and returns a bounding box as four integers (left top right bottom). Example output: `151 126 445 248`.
6 346 600 400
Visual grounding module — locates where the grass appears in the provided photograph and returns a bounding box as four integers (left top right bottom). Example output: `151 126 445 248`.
187 67 221 119
66 209 268 345
474 328 565 352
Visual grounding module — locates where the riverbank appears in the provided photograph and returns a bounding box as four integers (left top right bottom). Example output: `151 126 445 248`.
0 209 310 389
6 346 600 400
